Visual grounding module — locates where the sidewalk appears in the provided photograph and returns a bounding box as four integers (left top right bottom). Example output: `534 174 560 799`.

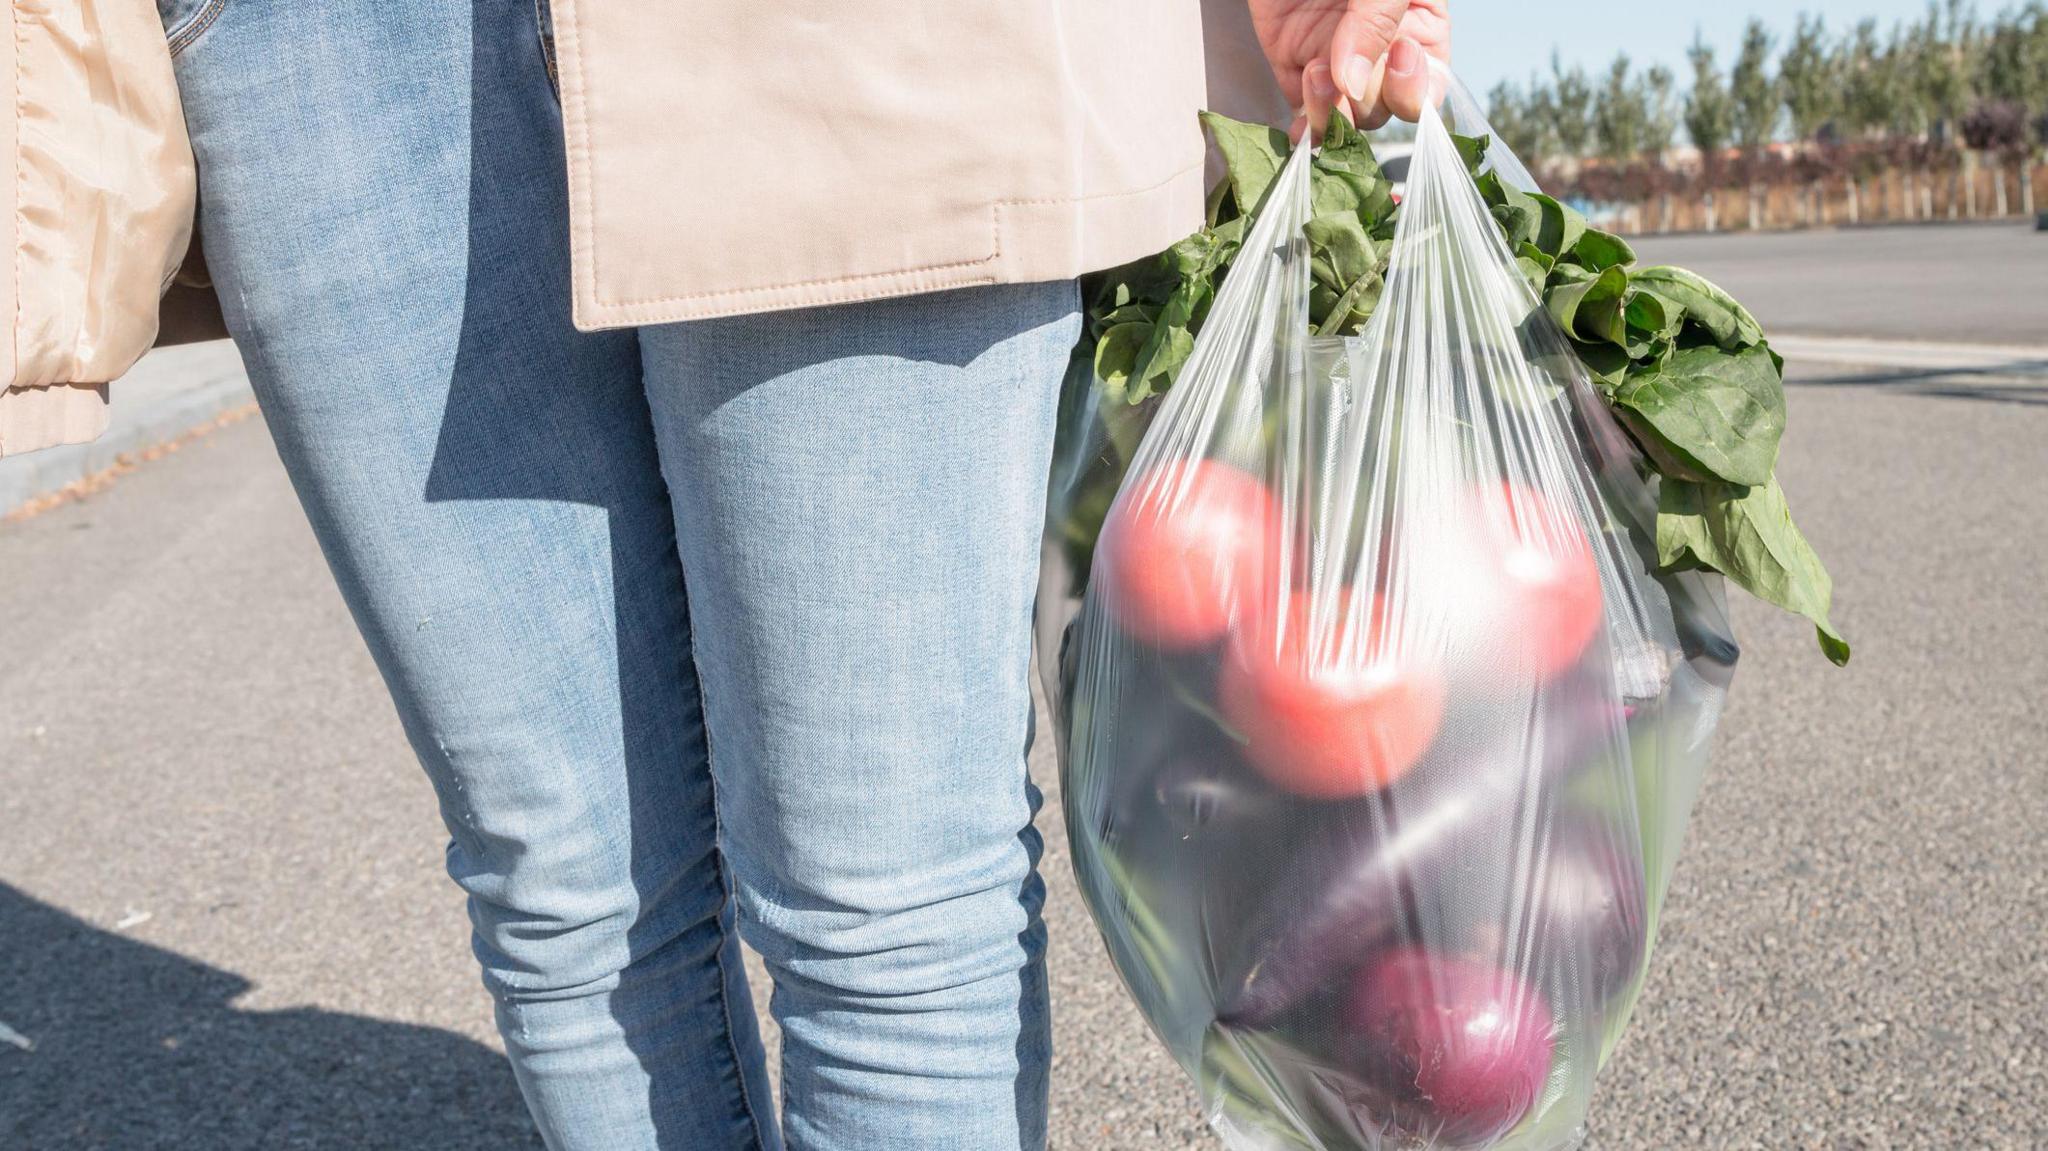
0 341 253 519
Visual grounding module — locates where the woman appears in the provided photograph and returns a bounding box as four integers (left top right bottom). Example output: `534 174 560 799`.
150 1 1448 1147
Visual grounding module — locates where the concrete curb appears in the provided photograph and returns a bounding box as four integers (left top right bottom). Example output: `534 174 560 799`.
0 341 254 518
1773 334 2048 382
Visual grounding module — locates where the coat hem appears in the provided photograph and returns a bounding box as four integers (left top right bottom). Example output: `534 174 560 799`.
568 160 1207 330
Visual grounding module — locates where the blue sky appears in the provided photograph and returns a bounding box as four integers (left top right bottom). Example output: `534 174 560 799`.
1450 0 1955 98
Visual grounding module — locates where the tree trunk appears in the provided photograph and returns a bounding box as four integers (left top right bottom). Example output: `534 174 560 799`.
1748 184 1761 231
2023 159 2037 218
1963 153 1978 218
1813 180 1826 226
1704 189 1717 233
1660 192 1673 233
1847 178 1861 225
1922 171 1935 220
1992 161 2008 217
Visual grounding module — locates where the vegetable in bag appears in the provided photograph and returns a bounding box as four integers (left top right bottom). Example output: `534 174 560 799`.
1033 64 1789 1151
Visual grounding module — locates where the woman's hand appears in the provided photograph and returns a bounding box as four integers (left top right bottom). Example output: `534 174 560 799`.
1247 0 1451 141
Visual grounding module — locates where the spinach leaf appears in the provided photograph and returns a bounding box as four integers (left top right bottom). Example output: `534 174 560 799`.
1630 266 1766 349
1310 117 1396 227
1303 214 1378 292
1093 322 1153 402
1658 476 1850 665
1572 340 1632 392
1530 193 1588 261
1609 343 1785 486
1546 266 1630 346
1200 112 1290 219
1572 229 1636 272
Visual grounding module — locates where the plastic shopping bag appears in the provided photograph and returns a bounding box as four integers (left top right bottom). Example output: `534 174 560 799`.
1034 68 1738 1150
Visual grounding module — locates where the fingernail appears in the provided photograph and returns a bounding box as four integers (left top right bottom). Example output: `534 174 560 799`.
1307 62 1338 103
1388 37 1421 77
1342 56 1372 102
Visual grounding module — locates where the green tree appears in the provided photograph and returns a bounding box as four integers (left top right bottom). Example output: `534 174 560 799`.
1781 15 1839 141
1486 80 1543 164
1913 0 1978 214
1685 34 1735 230
1644 65 1681 153
2030 1 2048 216
1643 63 1681 230
1591 56 1657 230
1550 52 1596 157
1889 23 1937 218
1977 3 2048 214
1515 73 1561 160
1730 19 1780 227
1931 0 1979 129
1779 14 1837 223
1836 19 1892 221
1594 55 1647 164
1838 20 1894 140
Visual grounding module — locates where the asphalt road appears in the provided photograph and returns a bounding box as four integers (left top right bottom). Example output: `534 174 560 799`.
4 228 2045 1149
1632 220 2048 346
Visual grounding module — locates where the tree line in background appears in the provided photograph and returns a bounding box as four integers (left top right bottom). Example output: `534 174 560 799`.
1482 0 2048 233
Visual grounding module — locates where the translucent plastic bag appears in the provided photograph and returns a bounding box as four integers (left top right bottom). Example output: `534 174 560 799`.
1035 68 1738 1150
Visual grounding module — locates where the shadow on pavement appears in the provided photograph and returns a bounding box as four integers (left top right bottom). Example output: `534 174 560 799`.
1789 363 2048 407
0 884 541 1150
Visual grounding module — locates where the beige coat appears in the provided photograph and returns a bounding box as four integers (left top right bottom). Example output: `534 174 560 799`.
4 1 1234 452
552 0 1210 329
1 0 194 457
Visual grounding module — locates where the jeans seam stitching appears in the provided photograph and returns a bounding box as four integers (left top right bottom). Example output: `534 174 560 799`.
691 637 772 1149
165 0 227 58
529 0 560 101
710 850 770 1148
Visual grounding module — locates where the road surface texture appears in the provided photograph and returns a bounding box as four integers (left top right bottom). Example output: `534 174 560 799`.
4 227 2044 1148
1633 220 2047 346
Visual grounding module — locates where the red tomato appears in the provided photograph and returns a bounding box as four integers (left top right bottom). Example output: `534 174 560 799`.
1470 483 1605 680
1097 460 1278 649
1218 592 1446 798
1406 483 1605 682
1342 946 1556 1144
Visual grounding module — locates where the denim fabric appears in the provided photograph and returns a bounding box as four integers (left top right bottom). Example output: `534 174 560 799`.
163 2 1074 1147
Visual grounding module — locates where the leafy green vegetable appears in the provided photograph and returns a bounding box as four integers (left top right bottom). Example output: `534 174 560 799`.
1573 229 1637 273
1608 343 1785 486
1076 112 1846 664
1201 113 1291 221
1627 265 1766 349
1545 266 1630 347
1657 476 1851 665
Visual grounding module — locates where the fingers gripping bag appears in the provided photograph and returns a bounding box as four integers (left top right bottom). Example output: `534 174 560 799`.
1035 65 1740 1150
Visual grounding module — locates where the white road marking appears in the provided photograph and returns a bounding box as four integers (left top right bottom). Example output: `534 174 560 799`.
1772 335 2048 380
